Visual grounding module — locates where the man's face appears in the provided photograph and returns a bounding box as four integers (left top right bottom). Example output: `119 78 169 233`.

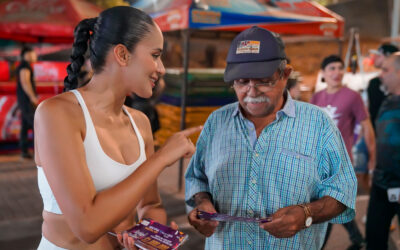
321 62 344 89
380 57 400 94
233 68 290 118
372 53 385 68
24 51 37 63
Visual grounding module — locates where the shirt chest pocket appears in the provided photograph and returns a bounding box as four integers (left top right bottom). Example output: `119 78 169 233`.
270 148 316 194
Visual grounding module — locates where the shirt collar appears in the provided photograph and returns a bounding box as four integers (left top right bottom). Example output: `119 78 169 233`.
280 91 296 118
232 90 296 119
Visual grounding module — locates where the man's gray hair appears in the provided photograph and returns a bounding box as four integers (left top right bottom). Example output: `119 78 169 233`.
278 59 287 78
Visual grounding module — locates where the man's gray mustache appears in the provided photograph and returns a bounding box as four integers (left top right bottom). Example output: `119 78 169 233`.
243 96 270 103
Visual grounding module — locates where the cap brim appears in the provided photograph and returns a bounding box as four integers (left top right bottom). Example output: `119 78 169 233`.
224 59 281 82
369 49 382 55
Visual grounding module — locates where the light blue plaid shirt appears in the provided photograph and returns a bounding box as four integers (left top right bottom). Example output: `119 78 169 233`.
185 94 357 250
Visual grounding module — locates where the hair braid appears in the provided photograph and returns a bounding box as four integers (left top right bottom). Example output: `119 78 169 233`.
64 18 97 91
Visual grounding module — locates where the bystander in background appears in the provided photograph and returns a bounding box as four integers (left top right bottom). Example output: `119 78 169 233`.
286 71 301 100
311 55 375 250
366 52 400 250
367 43 398 130
16 45 38 159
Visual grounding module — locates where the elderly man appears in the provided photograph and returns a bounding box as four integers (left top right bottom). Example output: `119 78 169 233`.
368 43 398 130
366 53 400 250
185 26 357 249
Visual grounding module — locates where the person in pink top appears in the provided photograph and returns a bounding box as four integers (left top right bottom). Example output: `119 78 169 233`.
311 55 376 250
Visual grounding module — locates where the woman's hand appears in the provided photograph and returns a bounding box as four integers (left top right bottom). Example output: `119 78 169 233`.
116 221 179 249
170 221 178 230
117 232 138 250
156 126 202 166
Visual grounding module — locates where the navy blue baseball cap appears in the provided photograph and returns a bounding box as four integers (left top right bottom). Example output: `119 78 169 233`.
224 26 287 82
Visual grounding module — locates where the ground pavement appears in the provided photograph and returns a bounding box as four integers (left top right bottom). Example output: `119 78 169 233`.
0 155 399 250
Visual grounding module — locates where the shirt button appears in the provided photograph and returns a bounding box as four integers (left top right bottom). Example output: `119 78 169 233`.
248 240 252 245
255 153 259 157
249 209 254 215
251 179 257 184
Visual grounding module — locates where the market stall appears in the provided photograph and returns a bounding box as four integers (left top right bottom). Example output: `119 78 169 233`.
0 0 102 43
0 0 102 151
0 61 66 152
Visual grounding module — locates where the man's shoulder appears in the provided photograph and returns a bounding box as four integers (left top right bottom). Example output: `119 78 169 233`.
310 89 326 104
210 102 238 117
295 100 333 122
342 86 359 95
295 100 322 112
201 102 238 130
311 89 325 98
368 76 381 86
17 61 31 71
333 86 362 102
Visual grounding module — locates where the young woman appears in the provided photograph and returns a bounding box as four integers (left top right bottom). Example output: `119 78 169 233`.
35 6 200 250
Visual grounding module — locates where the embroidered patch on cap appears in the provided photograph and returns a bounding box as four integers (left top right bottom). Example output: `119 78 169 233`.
236 40 260 54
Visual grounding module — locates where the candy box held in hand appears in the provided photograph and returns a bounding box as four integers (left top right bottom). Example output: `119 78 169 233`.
111 219 188 250
197 210 272 223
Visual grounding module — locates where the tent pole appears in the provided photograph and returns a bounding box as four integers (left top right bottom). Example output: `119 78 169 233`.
392 0 400 43
338 38 343 57
178 29 190 192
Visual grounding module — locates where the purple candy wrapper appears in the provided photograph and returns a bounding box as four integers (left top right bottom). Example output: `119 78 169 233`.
197 210 272 223
117 219 188 250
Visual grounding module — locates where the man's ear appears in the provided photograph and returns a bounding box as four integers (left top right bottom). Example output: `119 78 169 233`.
283 65 293 78
113 44 131 66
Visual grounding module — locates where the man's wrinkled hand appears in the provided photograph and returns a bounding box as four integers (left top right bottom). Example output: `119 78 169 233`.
259 205 305 238
188 200 219 237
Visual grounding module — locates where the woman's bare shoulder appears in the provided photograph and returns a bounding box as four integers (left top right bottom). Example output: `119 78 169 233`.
124 106 151 128
124 106 152 138
35 92 83 127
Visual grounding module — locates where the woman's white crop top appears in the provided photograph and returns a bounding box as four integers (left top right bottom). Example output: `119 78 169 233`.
37 89 146 214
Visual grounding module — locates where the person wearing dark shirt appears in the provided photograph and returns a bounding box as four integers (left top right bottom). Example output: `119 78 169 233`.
16 46 38 159
367 43 398 130
366 52 400 249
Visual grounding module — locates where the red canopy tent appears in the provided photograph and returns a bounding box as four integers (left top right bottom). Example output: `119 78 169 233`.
0 0 102 151
0 0 102 44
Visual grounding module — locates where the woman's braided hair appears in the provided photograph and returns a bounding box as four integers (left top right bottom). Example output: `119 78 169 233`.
64 18 96 91
64 6 154 91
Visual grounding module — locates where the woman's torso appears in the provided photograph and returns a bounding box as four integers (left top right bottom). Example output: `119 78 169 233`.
36 89 149 249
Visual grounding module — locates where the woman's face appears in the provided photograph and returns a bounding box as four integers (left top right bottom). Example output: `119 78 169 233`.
321 61 344 89
125 24 165 98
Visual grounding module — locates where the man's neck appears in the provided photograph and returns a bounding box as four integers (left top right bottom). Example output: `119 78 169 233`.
243 94 286 137
326 84 343 94
392 89 400 96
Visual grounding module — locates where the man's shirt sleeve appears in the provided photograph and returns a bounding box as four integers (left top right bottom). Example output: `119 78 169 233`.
184 115 213 208
316 120 357 224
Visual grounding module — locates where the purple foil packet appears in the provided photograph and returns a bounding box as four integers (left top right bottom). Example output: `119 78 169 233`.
119 219 188 250
197 210 272 223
